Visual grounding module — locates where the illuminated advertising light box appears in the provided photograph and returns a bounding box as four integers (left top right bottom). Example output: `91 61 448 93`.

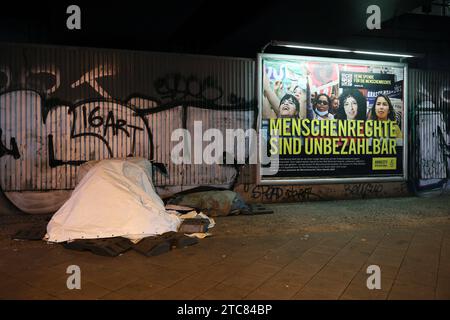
257 54 408 185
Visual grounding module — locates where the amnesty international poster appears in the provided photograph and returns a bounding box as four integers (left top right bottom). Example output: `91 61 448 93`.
258 54 407 183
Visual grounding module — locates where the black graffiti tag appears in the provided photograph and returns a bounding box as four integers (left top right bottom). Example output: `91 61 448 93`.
251 186 284 201
250 185 321 202
71 105 144 155
438 126 450 158
344 183 383 198
420 159 442 177
0 128 20 159
78 106 144 139
154 74 223 103
285 187 319 202
48 103 146 168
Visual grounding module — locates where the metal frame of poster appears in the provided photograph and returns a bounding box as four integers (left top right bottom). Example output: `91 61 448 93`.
257 53 408 185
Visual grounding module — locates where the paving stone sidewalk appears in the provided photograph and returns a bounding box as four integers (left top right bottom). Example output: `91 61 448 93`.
1 196 449 300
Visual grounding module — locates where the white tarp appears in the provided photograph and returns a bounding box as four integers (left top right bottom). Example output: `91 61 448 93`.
46 158 181 243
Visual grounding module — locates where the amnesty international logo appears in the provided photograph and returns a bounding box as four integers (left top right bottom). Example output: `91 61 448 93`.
372 158 397 170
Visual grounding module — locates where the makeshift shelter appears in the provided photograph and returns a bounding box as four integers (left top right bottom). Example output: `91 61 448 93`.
46 158 181 243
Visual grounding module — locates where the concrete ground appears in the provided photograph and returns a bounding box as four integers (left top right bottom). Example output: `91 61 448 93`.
0 194 449 300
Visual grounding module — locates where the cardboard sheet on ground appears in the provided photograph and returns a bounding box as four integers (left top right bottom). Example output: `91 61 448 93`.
165 206 216 238
46 159 181 243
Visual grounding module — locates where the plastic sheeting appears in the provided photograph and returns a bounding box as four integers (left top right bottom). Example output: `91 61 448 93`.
46 159 181 243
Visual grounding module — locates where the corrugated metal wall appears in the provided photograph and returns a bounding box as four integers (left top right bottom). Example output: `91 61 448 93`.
0 44 256 192
3 43 449 195
409 69 450 183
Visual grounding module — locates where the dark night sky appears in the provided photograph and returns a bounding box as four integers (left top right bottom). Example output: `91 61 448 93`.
1 0 449 68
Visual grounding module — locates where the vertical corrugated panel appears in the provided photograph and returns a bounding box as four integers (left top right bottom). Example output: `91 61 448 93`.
0 44 256 192
139 53 256 188
409 68 450 181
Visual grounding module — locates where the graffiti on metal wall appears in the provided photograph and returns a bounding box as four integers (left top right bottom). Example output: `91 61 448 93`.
154 74 223 103
135 74 257 131
0 60 256 192
45 99 151 168
150 74 255 110
415 81 450 191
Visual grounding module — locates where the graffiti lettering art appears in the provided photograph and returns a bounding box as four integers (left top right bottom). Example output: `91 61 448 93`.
46 100 151 168
249 185 322 202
